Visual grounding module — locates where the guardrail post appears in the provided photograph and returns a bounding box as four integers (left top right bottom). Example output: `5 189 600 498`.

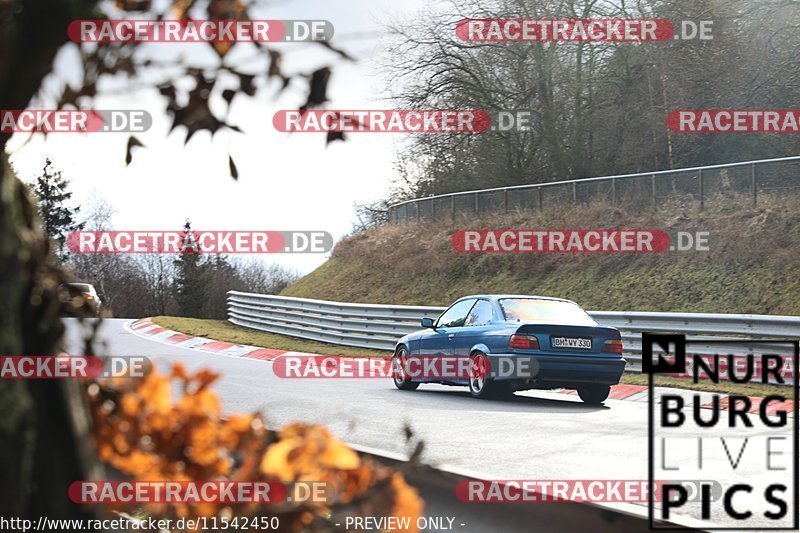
474 192 479 215
451 195 455 223
751 163 757 207
416 201 421 223
651 174 656 208
698 169 704 211
431 197 436 220
572 182 577 204
537 187 543 210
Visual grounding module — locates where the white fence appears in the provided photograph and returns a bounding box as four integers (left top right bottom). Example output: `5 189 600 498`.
387 155 800 223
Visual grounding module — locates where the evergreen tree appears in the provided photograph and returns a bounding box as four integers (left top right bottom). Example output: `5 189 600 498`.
30 158 83 259
172 220 206 316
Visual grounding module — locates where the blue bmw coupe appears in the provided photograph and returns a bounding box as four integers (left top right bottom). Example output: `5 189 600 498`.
392 295 626 404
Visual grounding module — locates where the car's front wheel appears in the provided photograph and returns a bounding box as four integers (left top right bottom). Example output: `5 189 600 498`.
577 384 610 405
392 347 419 391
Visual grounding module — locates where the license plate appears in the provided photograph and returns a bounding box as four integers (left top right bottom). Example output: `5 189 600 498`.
552 337 592 349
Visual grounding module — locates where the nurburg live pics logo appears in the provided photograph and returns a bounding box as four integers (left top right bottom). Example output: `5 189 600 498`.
644 333 799 530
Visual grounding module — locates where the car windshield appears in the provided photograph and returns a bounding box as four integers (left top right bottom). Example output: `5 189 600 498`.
499 298 596 326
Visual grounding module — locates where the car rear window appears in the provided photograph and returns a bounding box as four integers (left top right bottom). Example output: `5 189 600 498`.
499 298 596 326
69 283 92 293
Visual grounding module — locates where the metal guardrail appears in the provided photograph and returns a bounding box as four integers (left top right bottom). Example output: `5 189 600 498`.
387 155 800 223
353 443 699 532
228 292 800 375
228 292 442 351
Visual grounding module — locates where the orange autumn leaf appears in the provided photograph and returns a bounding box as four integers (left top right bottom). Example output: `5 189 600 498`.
192 368 220 392
139 371 172 414
212 41 233 57
319 440 360 471
120 394 140 417
171 361 189 381
390 472 425 533
259 437 301 482
178 388 221 416
170 0 195 20
88 363 425 530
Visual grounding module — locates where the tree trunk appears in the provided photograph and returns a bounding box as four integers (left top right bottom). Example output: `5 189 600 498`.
0 0 101 516
0 154 100 519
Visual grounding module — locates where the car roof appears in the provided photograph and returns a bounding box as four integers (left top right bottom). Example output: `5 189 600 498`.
67 283 95 290
454 294 578 305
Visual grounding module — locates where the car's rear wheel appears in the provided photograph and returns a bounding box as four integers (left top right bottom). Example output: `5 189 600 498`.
468 353 510 399
392 347 419 391
577 384 610 405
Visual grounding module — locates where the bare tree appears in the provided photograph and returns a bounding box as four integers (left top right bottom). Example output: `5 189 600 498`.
381 0 800 202
137 253 176 316
233 259 300 295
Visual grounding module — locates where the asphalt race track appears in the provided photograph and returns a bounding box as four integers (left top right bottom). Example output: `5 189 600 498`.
63 318 794 529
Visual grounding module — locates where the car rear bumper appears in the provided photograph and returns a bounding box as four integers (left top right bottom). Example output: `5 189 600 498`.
486 353 626 387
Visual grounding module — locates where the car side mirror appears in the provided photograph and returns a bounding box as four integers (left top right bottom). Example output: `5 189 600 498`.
421 317 435 329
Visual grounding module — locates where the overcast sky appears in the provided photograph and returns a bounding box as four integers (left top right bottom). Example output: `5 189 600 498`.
7 0 429 274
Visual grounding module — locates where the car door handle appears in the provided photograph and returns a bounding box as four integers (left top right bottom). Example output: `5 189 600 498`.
448 334 455 340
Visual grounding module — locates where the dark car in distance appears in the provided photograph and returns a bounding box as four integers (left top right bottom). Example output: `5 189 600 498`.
391 295 626 404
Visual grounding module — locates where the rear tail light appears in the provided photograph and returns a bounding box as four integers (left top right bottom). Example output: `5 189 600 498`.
602 339 623 354
509 334 539 350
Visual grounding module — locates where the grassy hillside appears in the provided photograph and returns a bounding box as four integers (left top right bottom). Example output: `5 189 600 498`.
283 199 800 314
